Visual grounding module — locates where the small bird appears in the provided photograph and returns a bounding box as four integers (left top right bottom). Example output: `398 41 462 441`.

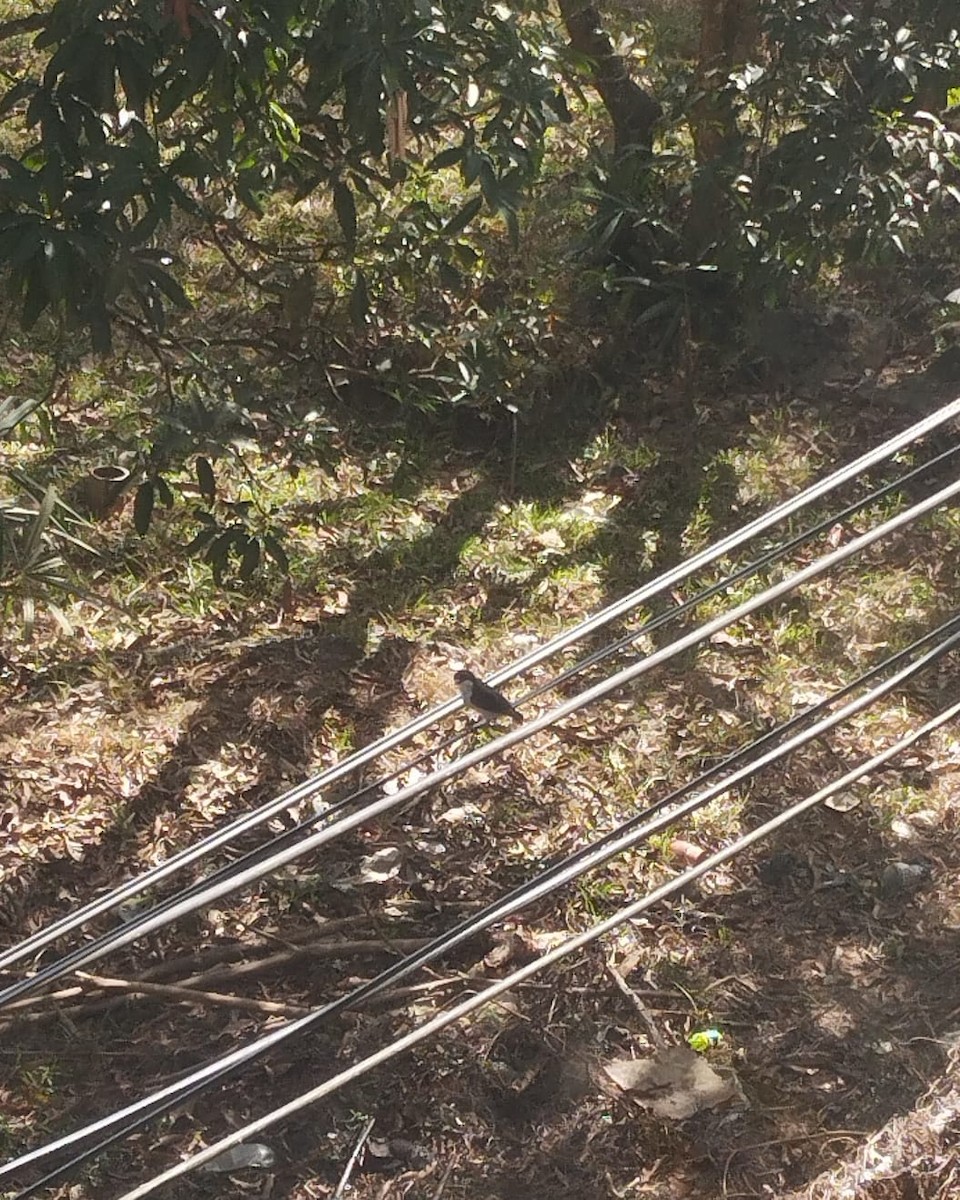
454 669 523 724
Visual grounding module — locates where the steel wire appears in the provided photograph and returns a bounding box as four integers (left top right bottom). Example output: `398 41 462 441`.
4 397 957 975
111 697 960 1200
5 605 959 1188
5 441 959 1001
3 469 959 1012
4 469 959 1012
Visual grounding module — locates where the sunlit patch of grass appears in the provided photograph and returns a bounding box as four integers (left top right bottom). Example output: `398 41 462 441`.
683 789 747 843
573 874 632 921
458 492 620 585
819 562 940 651
871 782 935 830
531 562 606 616
576 428 662 477
719 408 825 507
15 1061 58 1109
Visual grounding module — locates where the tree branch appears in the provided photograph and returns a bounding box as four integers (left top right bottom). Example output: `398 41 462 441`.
0 14 46 43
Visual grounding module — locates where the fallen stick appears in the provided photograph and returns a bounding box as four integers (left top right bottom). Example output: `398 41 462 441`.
0 937 433 1029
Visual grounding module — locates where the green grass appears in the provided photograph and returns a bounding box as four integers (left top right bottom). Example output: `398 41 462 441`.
3 73 960 1200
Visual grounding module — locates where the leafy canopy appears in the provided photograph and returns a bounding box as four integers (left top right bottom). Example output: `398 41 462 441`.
0 0 566 349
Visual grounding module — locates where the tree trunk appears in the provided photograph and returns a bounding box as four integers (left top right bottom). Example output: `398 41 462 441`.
557 0 661 156
685 0 758 257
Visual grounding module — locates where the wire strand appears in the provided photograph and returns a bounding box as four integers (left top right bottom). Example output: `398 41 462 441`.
7 612 958 1192
5 396 957 974
3 470 958 1013
5 469 958 1011
95 437 960 967
112 698 960 1200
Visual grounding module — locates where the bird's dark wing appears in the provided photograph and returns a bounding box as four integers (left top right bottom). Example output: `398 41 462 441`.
472 679 522 718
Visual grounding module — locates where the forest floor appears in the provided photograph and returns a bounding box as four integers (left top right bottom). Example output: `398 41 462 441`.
3 295 960 1200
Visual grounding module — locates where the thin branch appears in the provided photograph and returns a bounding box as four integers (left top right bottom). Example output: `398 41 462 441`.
138 914 417 982
0 14 46 41
0 936 437 1029
606 958 668 1050
179 936 432 989
75 971 310 1017
203 221 272 292
431 1157 458 1200
333 1117 376 1200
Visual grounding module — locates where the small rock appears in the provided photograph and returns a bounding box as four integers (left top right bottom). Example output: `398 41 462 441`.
890 817 918 841
201 1143 275 1173
879 861 931 901
669 838 707 866
367 1137 433 1171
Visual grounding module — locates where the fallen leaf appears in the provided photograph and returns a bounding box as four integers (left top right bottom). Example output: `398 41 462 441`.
358 846 403 883
602 1046 744 1119
534 528 565 553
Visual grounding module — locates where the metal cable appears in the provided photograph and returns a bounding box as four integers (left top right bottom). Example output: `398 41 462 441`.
88 436 960 961
4 472 958 1011
516 437 960 707
6 608 959 1189
112 698 960 1200
5 397 957 974
6 439 959 1002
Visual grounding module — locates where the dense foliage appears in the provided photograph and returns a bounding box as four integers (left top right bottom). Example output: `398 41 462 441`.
1 0 959 620
0 0 565 348
0 1 957 351
586 0 960 340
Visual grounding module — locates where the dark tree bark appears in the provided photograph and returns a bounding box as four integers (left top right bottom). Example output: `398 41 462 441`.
558 0 662 155
684 0 758 257
689 0 757 164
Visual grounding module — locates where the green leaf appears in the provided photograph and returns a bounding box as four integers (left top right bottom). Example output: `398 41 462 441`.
263 532 289 574
349 268 369 326
478 160 498 206
429 145 464 169
0 394 43 436
205 529 237 583
333 181 357 251
154 475 174 508
134 480 155 536
196 456 216 502
115 36 152 115
438 260 461 291
47 601 73 635
462 148 480 185
21 264 49 330
23 486 57 563
235 175 265 217
442 195 483 238
87 302 113 354
238 535 261 580
503 206 519 247
546 88 571 123
22 594 36 639
138 261 190 310
184 526 218 555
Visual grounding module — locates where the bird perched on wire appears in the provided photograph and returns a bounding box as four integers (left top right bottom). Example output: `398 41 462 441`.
454 669 524 724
